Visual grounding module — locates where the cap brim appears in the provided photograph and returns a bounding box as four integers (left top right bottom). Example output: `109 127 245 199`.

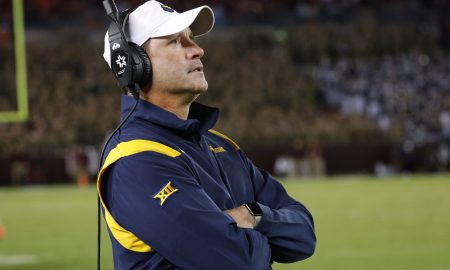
150 6 214 41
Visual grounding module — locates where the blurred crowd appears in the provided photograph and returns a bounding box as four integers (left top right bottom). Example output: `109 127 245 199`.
314 51 450 172
0 0 449 184
315 51 450 145
0 0 449 29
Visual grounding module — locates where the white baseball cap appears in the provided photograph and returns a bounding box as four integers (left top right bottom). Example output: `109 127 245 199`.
103 0 215 67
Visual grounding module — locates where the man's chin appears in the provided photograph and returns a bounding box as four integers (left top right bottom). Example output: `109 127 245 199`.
171 82 208 95
192 81 208 94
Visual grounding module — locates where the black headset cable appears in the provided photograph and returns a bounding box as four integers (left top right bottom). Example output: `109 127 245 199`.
97 85 139 270
99 2 140 269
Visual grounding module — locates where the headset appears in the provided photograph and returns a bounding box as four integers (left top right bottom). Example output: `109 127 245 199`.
103 0 152 97
97 1 152 269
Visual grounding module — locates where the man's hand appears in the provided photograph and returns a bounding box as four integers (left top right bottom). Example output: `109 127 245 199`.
225 205 255 229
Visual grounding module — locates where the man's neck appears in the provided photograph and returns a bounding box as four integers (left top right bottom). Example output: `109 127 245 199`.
139 91 199 120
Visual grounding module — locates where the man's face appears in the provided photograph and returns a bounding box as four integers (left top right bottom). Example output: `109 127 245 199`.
143 28 208 95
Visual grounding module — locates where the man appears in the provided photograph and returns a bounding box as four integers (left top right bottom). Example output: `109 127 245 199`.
98 1 316 269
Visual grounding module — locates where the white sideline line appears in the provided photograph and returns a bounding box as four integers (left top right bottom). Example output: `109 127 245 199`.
0 255 38 266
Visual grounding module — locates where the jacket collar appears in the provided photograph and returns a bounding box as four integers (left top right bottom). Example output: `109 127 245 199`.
121 95 219 137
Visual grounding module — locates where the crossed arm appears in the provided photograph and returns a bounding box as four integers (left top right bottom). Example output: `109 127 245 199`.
104 151 316 269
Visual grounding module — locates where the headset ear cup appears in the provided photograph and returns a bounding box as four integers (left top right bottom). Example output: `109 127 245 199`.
129 42 152 88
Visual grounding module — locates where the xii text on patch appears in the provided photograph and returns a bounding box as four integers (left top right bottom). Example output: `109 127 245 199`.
153 181 178 206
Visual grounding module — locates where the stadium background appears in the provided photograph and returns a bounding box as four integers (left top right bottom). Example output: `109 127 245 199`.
0 0 449 269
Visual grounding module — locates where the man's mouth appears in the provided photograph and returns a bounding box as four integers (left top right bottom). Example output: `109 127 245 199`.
190 65 204 73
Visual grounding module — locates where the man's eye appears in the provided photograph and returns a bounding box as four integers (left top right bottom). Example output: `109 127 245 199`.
170 38 180 44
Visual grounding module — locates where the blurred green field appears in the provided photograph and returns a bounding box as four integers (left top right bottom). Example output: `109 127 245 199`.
0 174 449 270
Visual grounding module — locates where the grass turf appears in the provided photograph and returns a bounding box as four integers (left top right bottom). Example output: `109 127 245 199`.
0 174 449 270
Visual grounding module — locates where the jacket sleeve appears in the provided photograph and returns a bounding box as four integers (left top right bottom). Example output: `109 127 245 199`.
242 152 316 263
104 151 272 270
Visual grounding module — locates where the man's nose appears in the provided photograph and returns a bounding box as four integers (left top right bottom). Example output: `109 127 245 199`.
187 42 204 59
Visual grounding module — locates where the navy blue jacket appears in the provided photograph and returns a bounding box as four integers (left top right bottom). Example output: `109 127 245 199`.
97 95 316 270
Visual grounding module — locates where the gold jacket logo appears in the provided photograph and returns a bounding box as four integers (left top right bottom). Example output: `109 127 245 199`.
209 145 226 154
153 181 178 206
